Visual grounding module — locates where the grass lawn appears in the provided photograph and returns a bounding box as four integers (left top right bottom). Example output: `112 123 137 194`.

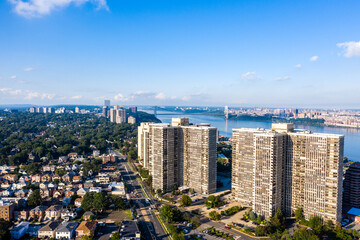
96 209 133 222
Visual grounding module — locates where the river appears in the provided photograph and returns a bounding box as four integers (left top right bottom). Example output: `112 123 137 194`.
141 110 360 161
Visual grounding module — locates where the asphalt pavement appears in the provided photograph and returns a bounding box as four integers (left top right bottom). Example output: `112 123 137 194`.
119 159 169 240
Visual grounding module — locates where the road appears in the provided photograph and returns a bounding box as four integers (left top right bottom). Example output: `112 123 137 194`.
118 158 169 240
115 150 259 240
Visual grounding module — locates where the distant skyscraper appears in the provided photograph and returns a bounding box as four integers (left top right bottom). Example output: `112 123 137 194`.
29 107 35 113
75 107 80 113
110 109 116 122
104 100 110 107
102 106 108 117
232 123 344 223
116 107 127 124
129 107 137 114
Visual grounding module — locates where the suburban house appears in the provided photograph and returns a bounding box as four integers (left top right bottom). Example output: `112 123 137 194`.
10 221 29 239
29 206 48 220
38 221 61 239
75 221 97 239
55 221 79 239
45 205 63 220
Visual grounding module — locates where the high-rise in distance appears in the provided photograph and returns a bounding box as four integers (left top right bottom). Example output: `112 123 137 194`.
232 123 344 223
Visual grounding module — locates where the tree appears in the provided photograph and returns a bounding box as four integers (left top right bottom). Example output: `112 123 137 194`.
190 216 201 227
81 192 94 211
160 205 182 223
209 211 221 221
295 207 304 221
55 167 66 176
28 189 41 207
110 232 120 240
325 220 334 230
128 150 137 161
255 225 269 236
249 211 256 220
180 194 192 207
93 192 107 212
0 219 11 240
160 205 174 223
269 208 285 234
156 189 162 196
293 228 320 240
82 236 93 240
205 195 220 208
308 215 323 234
24 163 41 175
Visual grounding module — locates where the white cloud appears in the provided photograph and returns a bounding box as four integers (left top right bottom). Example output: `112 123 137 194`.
71 95 82 100
241 72 258 81
0 87 55 100
0 88 11 93
114 93 129 102
154 93 166 100
274 76 291 81
181 96 190 101
8 0 109 18
337 41 360 58
295 64 302 69
10 75 17 79
24 67 34 71
310 56 318 62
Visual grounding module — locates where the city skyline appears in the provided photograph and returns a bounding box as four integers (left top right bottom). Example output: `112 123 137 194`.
1 0 360 107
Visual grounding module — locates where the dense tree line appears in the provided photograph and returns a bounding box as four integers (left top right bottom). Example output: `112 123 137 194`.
0 111 158 165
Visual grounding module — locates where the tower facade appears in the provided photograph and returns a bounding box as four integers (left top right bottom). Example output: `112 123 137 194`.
232 123 344 222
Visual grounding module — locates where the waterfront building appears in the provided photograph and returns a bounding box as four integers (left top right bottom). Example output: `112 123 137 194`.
343 162 360 209
232 123 344 222
138 122 153 169
182 124 217 194
139 118 217 194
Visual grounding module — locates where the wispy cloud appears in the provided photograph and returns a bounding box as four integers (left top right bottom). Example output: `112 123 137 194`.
71 95 82 100
10 75 17 79
241 72 258 81
337 41 360 58
154 93 166 100
8 0 109 18
274 76 291 81
114 93 129 102
295 64 302 69
0 88 56 100
23 67 34 71
310 56 319 62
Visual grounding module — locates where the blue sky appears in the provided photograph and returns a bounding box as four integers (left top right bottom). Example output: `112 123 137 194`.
1 0 360 108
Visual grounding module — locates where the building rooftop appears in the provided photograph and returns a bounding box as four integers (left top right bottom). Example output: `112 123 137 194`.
56 221 79 233
348 207 360 216
39 221 61 232
120 220 140 239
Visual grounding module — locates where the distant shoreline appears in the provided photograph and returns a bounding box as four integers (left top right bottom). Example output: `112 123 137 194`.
154 110 360 130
